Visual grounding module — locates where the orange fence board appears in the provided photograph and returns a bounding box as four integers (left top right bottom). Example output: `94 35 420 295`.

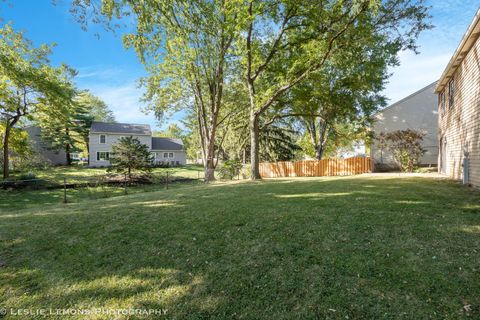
259 157 371 178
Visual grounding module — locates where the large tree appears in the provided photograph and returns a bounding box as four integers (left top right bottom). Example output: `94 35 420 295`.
75 90 115 123
238 0 430 178
281 41 390 160
35 65 80 165
71 0 239 182
0 24 71 178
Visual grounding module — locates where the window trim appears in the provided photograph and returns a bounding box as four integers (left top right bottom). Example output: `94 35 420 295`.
99 134 106 144
97 151 110 161
448 78 455 109
439 90 445 112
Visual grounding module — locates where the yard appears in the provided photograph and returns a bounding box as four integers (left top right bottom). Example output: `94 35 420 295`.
1 175 480 318
1 165 205 211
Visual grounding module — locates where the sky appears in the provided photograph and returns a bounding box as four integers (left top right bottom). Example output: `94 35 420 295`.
1 0 480 130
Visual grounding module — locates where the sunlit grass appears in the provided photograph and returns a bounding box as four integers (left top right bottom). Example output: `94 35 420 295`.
1 176 479 318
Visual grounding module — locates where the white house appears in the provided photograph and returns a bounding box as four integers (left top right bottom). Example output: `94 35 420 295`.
88 122 186 167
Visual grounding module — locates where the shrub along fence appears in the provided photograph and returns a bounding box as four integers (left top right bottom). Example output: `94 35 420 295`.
259 157 372 178
0 171 205 201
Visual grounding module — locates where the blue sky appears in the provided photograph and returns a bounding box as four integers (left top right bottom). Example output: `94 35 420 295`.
1 1 480 130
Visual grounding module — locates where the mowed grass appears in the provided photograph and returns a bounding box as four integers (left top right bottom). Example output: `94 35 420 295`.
1 176 480 319
13 165 204 184
1 165 205 211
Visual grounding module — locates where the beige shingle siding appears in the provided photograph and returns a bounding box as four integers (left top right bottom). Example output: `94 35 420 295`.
438 31 480 186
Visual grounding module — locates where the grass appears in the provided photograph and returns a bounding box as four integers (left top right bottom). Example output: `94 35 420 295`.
1 165 205 211
9 164 204 184
1 175 480 319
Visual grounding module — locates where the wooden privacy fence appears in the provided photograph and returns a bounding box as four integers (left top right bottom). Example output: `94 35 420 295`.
259 157 372 178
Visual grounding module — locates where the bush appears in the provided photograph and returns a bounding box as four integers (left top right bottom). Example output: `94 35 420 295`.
18 172 36 181
218 160 243 180
376 129 425 172
108 137 154 179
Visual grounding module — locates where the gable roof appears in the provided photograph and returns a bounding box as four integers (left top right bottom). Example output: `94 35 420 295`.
435 9 480 93
151 137 184 151
90 122 151 135
375 81 437 115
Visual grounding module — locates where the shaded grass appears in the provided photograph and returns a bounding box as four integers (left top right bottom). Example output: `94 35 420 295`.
1 165 205 211
9 164 204 184
1 176 480 319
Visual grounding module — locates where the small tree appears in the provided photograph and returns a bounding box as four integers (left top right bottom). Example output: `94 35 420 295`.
108 137 153 179
381 129 425 172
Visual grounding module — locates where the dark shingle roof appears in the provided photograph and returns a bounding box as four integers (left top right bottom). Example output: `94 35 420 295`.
151 137 184 151
90 122 151 135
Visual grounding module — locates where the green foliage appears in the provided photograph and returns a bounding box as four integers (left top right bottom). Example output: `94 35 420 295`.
75 90 115 123
0 125 31 171
377 129 426 172
218 159 243 180
70 1 432 179
108 136 154 178
0 23 73 178
18 171 36 180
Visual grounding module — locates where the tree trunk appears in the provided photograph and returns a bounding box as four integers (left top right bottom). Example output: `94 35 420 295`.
315 144 324 160
65 127 72 165
250 112 261 180
204 138 216 182
2 117 20 179
2 125 11 179
65 144 72 166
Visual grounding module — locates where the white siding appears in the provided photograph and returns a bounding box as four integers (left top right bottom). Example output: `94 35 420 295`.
371 82 439 170
151 150 187 165
89 133 152 167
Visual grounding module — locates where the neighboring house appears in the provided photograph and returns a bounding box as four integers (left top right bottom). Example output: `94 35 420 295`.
370 82 438 171
25 126 68 165
88 121 186 167
435 9 480 186
337 140 367 159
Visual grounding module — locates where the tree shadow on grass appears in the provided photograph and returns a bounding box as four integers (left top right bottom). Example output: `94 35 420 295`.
1 176 480 318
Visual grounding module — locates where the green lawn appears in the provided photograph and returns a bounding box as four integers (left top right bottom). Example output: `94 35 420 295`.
1 176 479 319
1 165 205 211
10 164 204 184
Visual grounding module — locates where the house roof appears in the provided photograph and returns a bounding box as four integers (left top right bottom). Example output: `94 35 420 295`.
435 9 480 93
375 81 437 115
90 121 151 135
151 137 184 151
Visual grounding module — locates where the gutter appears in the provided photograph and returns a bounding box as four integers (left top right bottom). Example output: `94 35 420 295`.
435 9 480 93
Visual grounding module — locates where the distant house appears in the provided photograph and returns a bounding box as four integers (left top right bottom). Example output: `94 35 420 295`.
435 9 480 186
370 82 438 171
89 121 186 167
25 126 68 165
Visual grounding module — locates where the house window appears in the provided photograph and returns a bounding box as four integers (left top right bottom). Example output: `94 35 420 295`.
169 152 174 158
439 90 445 112
97 152 110 161
163 152 174 158
163 152 169 158
99 135 106 144
448 78 455 108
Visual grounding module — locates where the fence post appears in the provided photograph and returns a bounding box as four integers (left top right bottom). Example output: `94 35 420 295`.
63 177 67 204
124 173 128 195
166 171 169 190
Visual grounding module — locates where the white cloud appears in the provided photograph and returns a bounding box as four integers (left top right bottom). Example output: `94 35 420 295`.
88 82 156 126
